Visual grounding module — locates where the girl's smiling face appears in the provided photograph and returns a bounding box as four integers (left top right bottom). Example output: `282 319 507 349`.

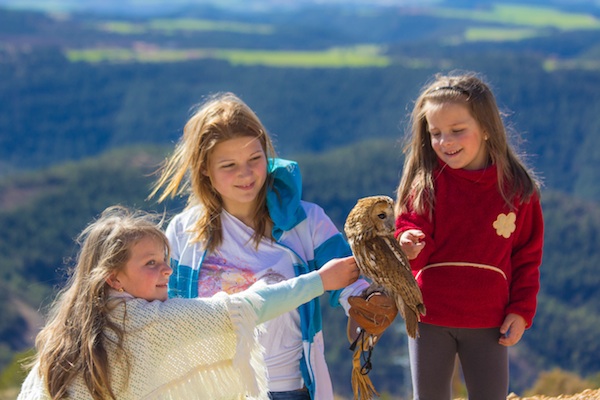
108 236 172 301
425 101 489 171
205 136 268 217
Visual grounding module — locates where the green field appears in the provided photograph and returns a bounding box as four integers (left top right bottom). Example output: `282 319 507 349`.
544 58 600 71
66 45 391 67
462 27 541 42
432 3 600 31
99 18 274 35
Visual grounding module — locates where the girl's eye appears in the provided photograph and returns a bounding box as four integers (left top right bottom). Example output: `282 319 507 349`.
147 260 157 266
430 132 440 138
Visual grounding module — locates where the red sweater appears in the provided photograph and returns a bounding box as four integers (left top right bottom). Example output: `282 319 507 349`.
395 163 543 329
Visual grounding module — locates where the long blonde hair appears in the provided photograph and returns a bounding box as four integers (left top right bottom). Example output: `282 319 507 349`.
395 71 541 217
150 92 276 251
32 206 169 400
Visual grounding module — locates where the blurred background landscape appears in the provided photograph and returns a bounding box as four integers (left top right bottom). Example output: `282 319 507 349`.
0 0 599 398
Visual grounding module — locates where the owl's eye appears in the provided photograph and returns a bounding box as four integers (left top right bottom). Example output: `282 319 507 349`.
377 213 387 219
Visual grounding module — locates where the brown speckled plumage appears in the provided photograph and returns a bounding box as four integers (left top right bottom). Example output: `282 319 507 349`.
344 195 426 338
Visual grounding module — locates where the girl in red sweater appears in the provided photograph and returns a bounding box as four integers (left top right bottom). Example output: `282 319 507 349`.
395 72 544 400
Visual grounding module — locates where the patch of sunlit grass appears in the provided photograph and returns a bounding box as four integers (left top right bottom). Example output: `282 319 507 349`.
432 4 600 31
66 45 391 68
98 18 273 35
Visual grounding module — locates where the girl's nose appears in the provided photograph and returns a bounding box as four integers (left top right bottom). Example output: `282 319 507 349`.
239 163 252 177
163 263 173 276
440 132 453 146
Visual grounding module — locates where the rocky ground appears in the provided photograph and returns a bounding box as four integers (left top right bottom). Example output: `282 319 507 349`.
505 389 600 400
453 389 600 400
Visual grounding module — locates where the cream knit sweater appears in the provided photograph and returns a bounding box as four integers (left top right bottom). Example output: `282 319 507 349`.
18 271 324 400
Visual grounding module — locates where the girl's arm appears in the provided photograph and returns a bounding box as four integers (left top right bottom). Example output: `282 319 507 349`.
499 313 527 346
242 256 359 323
395 206 435 271
398 229 426 260
506 194 544 328
304 204 370 309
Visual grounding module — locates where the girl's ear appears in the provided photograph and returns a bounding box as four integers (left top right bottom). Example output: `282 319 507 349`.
106 274 121 290
201 162 211 177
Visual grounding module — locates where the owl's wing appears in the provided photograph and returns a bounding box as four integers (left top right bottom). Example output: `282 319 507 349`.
357 235 414 290
381 235 412 274
379 234 426 338
352 237 382 282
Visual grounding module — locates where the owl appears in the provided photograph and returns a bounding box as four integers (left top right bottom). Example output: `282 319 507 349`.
344 195 426 338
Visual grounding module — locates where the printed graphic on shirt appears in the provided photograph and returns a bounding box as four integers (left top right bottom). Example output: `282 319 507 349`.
493 212 516 238
198 254 287 297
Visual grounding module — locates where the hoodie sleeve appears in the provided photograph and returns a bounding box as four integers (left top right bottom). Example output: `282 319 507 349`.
505 194 544 328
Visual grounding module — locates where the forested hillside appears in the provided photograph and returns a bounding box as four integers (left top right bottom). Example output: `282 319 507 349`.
1 1 600 398
2 4 600 200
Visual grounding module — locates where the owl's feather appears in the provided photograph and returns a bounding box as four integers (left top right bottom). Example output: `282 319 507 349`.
345 195 426 338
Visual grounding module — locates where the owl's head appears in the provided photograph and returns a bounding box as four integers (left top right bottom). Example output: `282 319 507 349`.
344 195 395 239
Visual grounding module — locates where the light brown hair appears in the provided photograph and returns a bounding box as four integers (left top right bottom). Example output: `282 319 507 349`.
395 71 541 217
32 206 169 399
151 92 276 251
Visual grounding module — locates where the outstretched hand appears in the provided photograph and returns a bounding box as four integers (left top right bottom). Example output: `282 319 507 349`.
499 313 526 346
319 256 360 291
399 229 426 260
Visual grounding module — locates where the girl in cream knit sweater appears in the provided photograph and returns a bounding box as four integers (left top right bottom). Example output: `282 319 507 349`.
18 205 358 400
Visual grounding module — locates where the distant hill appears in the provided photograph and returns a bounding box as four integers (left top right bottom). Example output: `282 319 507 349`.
1 3 600 201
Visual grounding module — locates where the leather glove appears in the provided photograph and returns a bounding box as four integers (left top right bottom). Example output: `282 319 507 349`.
347 284 398 344
346 284 398 400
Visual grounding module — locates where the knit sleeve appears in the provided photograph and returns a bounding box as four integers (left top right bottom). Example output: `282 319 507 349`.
505 194 544 328
395 203 435 272
234 270 324 324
